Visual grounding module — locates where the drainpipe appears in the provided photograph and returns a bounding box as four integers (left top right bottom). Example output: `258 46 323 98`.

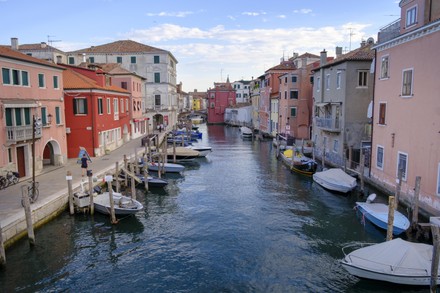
369 49 377 178
91 89 96 156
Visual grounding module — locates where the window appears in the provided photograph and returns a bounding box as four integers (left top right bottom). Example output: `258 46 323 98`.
89 57 95 63
397 152 408 181
154 55 160 63
316 77 320 91
380 55 389 79
437 163 440 196
2 68 10 84
290 90 298 99
98 98 103 114
402 69 413 97
376 145 384 169
38 73 45 88
41 107 47 125
125 99 128 113
406 6 417 27
121 82 127 89
53 76 59 89
336 71 341 89
12 69 19 85
113 98 119 114
120 98 124 113
154 73 160 83
325 74 330 90
358 70 368 87
292 76 297 83
55 106 61 124
378 103 386 125
131 56 136 64
21 71 29 86
155 95 161 106
8 148 12 163
333 139 339 153
73 98 88 114
116 56 122 63
107 98 111 114
68 57 75 64
290 107 297 117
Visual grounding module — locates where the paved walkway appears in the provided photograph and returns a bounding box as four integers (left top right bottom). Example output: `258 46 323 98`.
0 133 163 241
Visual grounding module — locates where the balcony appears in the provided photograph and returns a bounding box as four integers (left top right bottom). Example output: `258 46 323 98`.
315 117 341 132
6 125 42 144
378 18 401 43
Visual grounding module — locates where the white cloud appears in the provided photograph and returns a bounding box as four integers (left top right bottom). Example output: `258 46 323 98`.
242 11 267 16
146 11 194 17
277 15 287 19
293 9 312 14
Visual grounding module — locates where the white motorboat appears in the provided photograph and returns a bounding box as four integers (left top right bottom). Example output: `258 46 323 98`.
94 191 143 216
163 146 200 162
341 238 440 286
185 145 212 157
312 168 357 193
147 161 185 173
355 193 410 235
240 126 253 139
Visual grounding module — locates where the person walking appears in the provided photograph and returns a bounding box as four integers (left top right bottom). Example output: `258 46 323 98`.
80 154 89 177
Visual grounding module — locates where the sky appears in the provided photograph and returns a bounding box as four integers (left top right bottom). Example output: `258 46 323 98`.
0 0 401 92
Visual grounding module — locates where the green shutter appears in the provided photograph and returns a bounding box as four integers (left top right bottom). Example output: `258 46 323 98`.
41 108 47 125
2 68 10 84
22 71 29 86
5 108 12 126
55 107 60 124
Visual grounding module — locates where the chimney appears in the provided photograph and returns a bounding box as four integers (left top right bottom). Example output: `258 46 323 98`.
301 58 307 69
360 40 367 47
335 46 343 58
40 42 47 48
11 37 19 50
56 55 62 64
320 49 327 66
82 53 86 62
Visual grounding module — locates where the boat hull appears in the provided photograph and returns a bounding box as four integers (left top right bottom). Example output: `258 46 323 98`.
94 193 143 216
356 202 410 235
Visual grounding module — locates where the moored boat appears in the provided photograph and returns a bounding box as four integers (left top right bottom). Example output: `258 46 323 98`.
94 191 143 216
280 149 317 176
313 168 357 193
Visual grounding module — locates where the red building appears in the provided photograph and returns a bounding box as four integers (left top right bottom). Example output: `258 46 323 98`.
62 65 131 158
207 77 236 124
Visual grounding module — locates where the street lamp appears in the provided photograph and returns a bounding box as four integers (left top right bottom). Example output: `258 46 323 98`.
47 113 53 124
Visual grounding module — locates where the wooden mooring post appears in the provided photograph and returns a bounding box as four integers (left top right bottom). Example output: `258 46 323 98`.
386 195 396 241
22 185 35 246
430 223 440 292
105 174 117 224
115 161 120 193
411 176 421 229
395 168 403 208
67 171 74 215
359 151 365 196
0 225 6 265
130 164 136 200
88 170 94 215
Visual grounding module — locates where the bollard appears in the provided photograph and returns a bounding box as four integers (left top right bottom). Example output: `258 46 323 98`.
0 226 5 265
22 185 35 246
386 196 396 241
105 174 117 224
88 170 94 215
66 171 74 215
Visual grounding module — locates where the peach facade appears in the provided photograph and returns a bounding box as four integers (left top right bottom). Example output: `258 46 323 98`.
0 47 67 177
371 0 440 213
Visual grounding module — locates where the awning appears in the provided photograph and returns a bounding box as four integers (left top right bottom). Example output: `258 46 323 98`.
2 99 38 108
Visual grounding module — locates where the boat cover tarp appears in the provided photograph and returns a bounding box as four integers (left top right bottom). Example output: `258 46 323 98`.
345 238 433 276
284 149 293 158
314 168 356 188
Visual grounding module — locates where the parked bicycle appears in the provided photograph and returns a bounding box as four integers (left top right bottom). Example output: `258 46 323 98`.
21 181 39 207
0 174 6 190
5 170 19 186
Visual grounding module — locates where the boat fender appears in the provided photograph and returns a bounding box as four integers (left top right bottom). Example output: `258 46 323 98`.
366 193 377 203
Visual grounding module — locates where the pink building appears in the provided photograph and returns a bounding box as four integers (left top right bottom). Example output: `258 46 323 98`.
207 78 236 124
0 46 67 177
371 0 440 214
278 53 319 140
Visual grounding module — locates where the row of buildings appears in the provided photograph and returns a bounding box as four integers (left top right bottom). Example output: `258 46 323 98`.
0 38 206 178
205 0 440 215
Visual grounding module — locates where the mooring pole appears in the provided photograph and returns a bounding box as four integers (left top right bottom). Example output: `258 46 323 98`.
0 226 6 265
66 171 74 215
395 168 403 208
430 223 440 293
411 176 421 228
105 174 117 224
130 164 136 200
359 151 365 196
386 196 396 241
22 185 35 246
88 170 94 215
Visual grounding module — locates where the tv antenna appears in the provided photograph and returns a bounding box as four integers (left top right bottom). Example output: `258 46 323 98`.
47 35 61 47
348 28 355 51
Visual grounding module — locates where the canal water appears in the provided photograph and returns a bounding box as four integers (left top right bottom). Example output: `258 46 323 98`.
0 125 426 293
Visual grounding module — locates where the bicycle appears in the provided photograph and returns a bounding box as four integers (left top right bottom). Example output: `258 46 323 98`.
0 175 7 190
5 171 19 186
21 181 39 207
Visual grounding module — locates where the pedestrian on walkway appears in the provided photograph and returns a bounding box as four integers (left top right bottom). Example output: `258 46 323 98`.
80 154 89 177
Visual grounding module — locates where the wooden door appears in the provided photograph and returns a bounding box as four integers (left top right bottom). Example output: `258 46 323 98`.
16 146 25 178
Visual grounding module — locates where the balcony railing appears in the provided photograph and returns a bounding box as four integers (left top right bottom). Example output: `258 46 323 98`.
6 125 42 143
315 117 341 132
378 18 401 43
